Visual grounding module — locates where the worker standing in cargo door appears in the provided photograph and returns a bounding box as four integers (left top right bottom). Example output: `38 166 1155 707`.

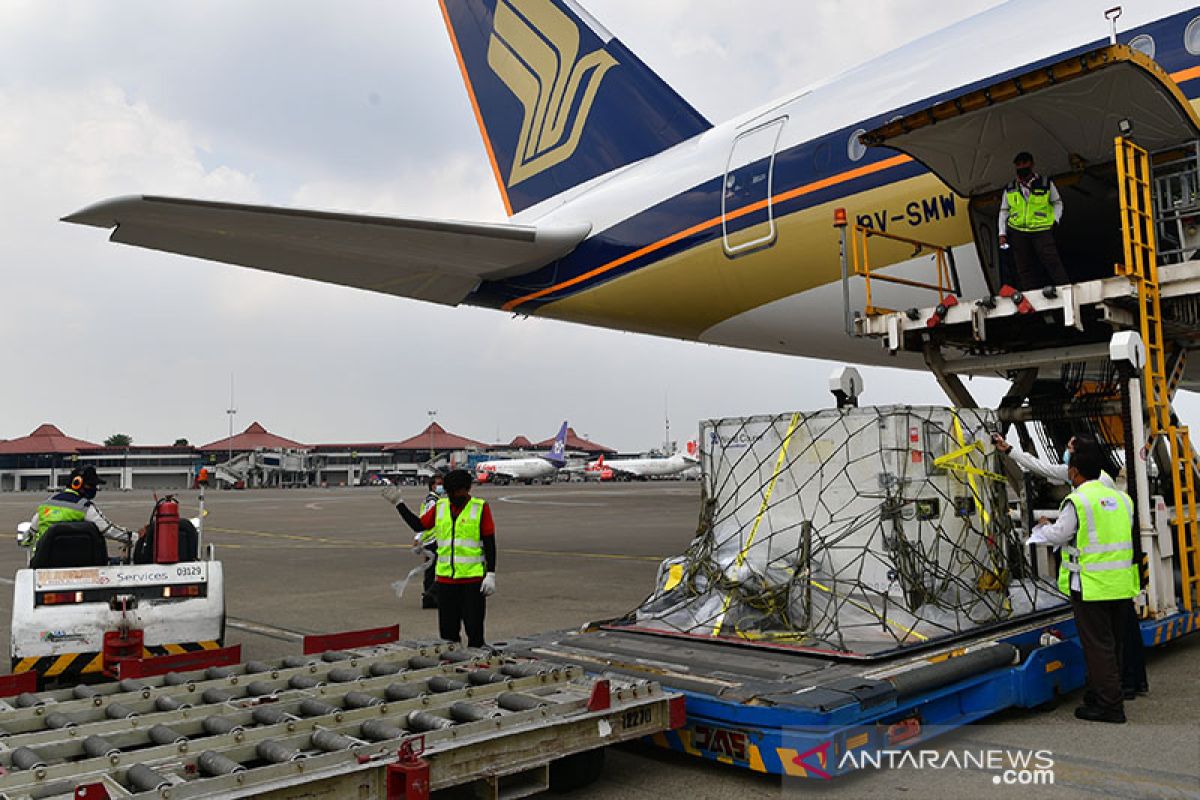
993 433 1149 699
1026 439 1139 723
998 152 1070 290
384 469 496 647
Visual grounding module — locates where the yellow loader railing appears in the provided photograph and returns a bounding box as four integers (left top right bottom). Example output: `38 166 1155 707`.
850 225 958 316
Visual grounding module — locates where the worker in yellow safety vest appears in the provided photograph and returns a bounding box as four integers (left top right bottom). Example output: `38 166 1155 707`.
384 469 496 647
1028 437 1138 723
998 151 1069 291
26 466 133 553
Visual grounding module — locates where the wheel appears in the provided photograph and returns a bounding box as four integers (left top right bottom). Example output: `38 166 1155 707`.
549 748 605 793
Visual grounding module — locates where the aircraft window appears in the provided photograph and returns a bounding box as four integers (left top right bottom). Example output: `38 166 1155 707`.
847 129 867 161
1186 16 1200 55
1129 33 1156 60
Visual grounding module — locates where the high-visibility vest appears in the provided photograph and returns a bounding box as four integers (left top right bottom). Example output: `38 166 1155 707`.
30 490 88 549
1006 177 1056 232
1058 481 1139 600
433 497 486 580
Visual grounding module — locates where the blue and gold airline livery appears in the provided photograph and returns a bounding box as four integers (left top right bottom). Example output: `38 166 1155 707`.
65 0 1200 372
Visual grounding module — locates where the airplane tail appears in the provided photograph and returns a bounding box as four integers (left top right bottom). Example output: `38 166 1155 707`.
682 440 699 463
438 0 711 215
543 420 569 466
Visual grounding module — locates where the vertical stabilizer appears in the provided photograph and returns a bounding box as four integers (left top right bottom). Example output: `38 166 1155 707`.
438 0 711 214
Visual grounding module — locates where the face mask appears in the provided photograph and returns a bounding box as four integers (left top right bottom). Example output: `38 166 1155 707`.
1016 166 1033 179
434 485 445 496
1062 449 1071 467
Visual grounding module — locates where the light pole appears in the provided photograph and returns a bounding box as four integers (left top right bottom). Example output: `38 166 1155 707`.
226 373 237 466
427 410 437 465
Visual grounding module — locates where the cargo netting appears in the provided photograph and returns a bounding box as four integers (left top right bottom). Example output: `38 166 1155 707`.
615 406 1066 657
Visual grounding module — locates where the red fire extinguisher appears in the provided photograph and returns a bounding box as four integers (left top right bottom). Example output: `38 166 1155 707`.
155 497 180 564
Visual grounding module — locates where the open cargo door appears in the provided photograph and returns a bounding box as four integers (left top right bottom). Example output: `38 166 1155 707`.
861 45 1200 290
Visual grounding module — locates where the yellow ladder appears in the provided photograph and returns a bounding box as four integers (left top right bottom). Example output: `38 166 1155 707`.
1115 136 1200 611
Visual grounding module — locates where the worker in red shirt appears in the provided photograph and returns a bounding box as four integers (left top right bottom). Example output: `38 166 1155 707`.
383 469 496 647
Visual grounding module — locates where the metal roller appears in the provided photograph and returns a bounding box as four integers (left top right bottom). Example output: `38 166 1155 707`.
246 680 278 697
500 662 550 678
326 667 362 683
311 729 358 752
251 706 292 726
202 716 243 736
205 666 238 680
342 691 384 709
280 656 312 668
105 702 138 720
13 692 45 708
244 660 274 674
426 676 466 693
202 688 238 704
359 719 406 742
126 763 169 792
406 711 453 731
44 712 75 730
406 656 441 669
256 739 305 763
886 643 1019 700
449 701 500 723
299 699 340 718
368 662 404 677
440 650 474 663
163 672 190 686
384 683 424 702
156 695 191 712
467 670 505 686
497 692 548 712
148 724 187 746
117 679 148 694
321 651 353 662
289 675 322 690
72 684 100 700
82 735 120 759
198 750 245 776
11 747 46 771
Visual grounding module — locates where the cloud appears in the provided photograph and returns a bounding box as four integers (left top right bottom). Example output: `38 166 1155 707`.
0 2 1015 451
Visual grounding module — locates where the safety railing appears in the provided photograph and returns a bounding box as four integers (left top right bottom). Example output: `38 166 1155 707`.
848 224 960 317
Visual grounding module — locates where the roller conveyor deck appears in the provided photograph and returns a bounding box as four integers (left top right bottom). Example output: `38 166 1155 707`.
0 639 681 799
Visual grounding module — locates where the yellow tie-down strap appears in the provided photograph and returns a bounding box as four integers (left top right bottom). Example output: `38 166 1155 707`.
932 440 1006 483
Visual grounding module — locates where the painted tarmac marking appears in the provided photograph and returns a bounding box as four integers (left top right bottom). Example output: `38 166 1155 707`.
204 525 664 562
226 617 307 641
498 495 607 507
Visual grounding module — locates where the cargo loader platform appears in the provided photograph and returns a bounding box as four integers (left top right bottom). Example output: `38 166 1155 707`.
0 630 681 799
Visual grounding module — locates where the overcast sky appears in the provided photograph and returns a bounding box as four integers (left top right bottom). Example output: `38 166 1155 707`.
0 0 1045 451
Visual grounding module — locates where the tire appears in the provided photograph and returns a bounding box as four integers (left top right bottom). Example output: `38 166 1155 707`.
549 748 605 793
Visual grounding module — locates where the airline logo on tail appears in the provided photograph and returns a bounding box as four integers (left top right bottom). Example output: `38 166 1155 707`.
544 420 569 466
486 0 617 186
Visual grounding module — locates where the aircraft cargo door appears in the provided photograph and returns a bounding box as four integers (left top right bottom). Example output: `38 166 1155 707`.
722 117 786 257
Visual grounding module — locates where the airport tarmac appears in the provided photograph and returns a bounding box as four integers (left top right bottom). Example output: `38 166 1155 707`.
0 484 1196 799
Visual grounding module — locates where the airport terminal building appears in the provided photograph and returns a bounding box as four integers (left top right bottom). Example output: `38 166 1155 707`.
0 421 613 492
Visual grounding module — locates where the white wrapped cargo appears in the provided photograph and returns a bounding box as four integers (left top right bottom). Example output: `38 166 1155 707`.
628 406 1065 656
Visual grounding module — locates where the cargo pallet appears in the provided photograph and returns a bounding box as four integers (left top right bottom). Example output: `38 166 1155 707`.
0 627 681 799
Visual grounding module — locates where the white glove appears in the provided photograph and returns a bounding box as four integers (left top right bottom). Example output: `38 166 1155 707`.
381 486 403 507
480 572 496 597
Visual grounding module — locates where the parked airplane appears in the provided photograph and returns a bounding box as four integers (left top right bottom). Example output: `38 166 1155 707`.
63 1 1200 381
594 441 699 481
475 421 568 484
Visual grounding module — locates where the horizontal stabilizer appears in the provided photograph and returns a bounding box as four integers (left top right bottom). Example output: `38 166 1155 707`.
63 195 590 305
